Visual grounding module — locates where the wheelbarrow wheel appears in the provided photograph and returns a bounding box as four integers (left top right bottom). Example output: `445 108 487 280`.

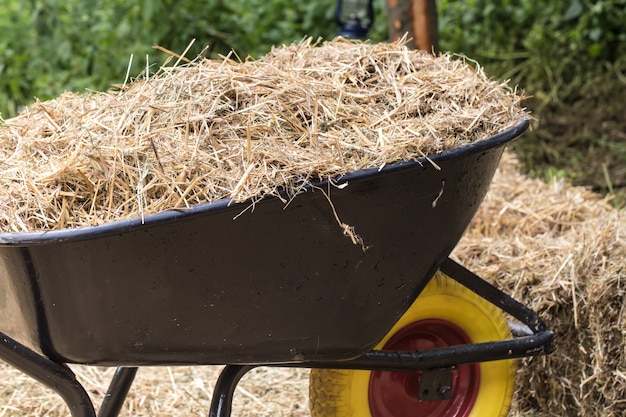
309 270 516 417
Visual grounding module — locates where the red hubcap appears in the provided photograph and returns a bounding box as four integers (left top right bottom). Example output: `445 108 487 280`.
369 319 480 417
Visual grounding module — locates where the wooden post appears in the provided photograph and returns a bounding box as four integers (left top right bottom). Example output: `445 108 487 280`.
386 0 439 53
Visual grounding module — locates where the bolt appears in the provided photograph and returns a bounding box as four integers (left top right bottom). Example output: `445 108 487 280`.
438 385 451 399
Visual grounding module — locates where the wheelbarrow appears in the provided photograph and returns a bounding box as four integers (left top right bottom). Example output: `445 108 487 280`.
0 118 553 417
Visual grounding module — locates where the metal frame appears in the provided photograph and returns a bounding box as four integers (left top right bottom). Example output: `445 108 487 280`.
0 258 553 417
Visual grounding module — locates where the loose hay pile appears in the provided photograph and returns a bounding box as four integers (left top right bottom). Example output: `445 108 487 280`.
0 38 525 233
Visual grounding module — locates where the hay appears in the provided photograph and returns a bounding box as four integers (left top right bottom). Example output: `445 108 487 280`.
0 152 624 415
0 363 311 416
452 152 626 417
0 38 525 233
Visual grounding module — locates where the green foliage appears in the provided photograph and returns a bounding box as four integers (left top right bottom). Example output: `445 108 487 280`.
3 0 624 120
437 0 626 105
0 0 155 117
436 0 626 205
0 0 388 119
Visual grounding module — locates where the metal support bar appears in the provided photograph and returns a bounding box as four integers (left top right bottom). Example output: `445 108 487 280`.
208 365 256 417
0 332 96 417
97 367 138 417
439 258 551 334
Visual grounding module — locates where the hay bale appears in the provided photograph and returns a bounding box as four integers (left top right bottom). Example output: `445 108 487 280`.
453 152 626 417
0 38 525 233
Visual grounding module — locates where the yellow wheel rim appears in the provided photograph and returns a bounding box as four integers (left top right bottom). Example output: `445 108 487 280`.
309 270 516 417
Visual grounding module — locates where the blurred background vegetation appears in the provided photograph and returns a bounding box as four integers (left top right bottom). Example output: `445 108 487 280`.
1 0 624 205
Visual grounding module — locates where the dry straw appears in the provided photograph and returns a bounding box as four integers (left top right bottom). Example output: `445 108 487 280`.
453 153 626 417
0 38 525 233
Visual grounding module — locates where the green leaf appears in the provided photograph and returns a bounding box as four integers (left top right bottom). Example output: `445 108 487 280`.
563 0 583 21
587 43 602 57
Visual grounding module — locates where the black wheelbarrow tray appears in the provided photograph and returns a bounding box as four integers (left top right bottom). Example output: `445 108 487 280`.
0 118 553 417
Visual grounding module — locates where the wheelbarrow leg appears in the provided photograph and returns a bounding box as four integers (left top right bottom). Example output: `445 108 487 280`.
97 367 138 417
208 365 256 417
0 331 96 417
